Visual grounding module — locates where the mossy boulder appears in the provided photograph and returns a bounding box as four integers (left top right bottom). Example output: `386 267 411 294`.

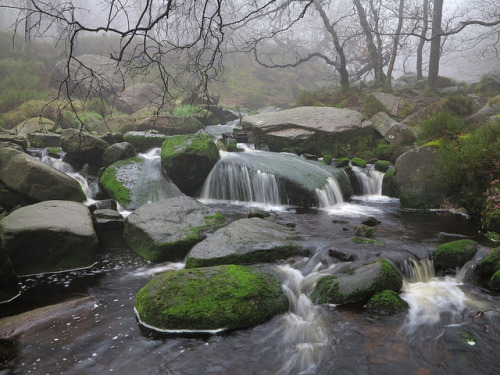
14 117 57 137
0 201 98 275
134 264 288 332
483 206 500 234
476 246 500 281
99 157 143 207
335 158 350 168
310 259 402 305
185 217 307 268
351 157 367 168
489 269 500 290
123 196 225 263
433 239 478 273
374 160 391 173
161 134 220 195
365 290 409 315
382 167 398 197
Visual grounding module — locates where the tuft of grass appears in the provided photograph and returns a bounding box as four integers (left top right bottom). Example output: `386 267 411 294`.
418 111 467 143
172 104 210 118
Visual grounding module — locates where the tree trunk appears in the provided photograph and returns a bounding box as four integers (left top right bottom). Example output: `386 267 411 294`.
386 0 405 90
427 0 443 93
24 0 32 43
416 0 429 80
353 0 385 85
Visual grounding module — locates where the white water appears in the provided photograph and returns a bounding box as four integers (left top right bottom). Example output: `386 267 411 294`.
315 177 344 208
352 166 384 196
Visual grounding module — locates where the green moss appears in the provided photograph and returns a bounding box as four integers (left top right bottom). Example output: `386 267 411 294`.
134 264 288 331
365 290 409 315
354 224 374 237
374 143 396 161
489 269 500 290
351 157 367 168
47 147 61 155
476 247 500 280
485 232 500 242
484 208 500 233
353 237 383 245
310 275 340 305
382 167 398 198
161 133 218 159
399 192 435 209
323 154 333 165
363 93 387 118
172 104 210 118
185 243 307 269
374 160 391 172
335 158 350 168
433 239 478 272
100 157 143 205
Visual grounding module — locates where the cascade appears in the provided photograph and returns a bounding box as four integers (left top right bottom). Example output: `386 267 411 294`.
314 177 344 208
400 257 435 282
352 166 384 195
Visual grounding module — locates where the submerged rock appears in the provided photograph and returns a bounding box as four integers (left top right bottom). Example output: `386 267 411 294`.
310 259 402 305
161 133 220 195
123 196 226 263
134 264 288 332
365 290 409 315
185 217 307 268
0 146 86 210
433 239 478 273
0 200 98 275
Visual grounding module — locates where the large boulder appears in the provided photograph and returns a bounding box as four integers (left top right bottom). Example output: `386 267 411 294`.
123 131 168 152
370 92 413 119
0 128 27 151
13 117 57 137
433 239 478 274
100 154 183 210
185 217 307 268
0 201 98 275
161 134 220 195
241 106 379 156
28 132 61 148
467 95 500 124
136 114 204 135
371 112 416 146
0 249 19 303
475 246 500 283
0 147 86 210
52 54 127 99
134 264 288 332
101 142 136 167
123 196 226 262
115 83 164 114
310 259 402 305
478 70 500 96
61 129 109 170
393 146 445 209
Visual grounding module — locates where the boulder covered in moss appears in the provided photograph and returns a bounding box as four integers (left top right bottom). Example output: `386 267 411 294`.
310 259 402 305
381 167 398 197
185 217 307 268
123 131 168 152
351 157 367 168
161 133 220 195
0 200 98 275
0 147 86 210
134 264 288 332
365 290 409 315
476 246 500 282
433 239 478 273
123 196 225 263
14 117 57 137
489 269 500 290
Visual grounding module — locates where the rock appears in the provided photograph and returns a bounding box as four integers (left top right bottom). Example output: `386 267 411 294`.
467 95 500 124
52 54 127 99
137 114 204 135
433 239 478 273
382 166 398 197
123 196 225 262
184 217 306 268
328 249 357 262
0 147 86 210
371 112 416 146
490 269 500 290
241 106 379 156
0 128 27 151
351 157 367 168
28 132 61 148
370 92 412 119
475 246 500 281
0 201 98 275
101 142 136 167
396 72 421 85
310 259 402 305
0 249 19 303
393 146 445 209
99 155 183 210
365 290 409 315
478 70 500 95
362 216 381 227
115 83 164 114
160 134 220 195
14 117 56 137
374 160 391 173
92 208 125 245
123 131 168 152
61 129 109 170
134 264 288 332
248 208 270 219
335 158 350 168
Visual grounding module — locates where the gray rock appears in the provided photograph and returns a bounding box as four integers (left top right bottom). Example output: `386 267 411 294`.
0 128 27 151
478 70 500 95
0 249 19 303
115 83 164 114
371 92 407 118
371 112 416 146
185 217 306 268
394 146 445 209
123 196 225 262
123 131 168 152
61 129 109 169
28 132 61 148
0 147 86 210
467 96 500 124
101 142 136 167
0 201 98 275
14 117 56 137
92 208 125 244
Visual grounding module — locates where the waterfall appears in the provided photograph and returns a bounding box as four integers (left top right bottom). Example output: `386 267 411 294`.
400 257 435 282
200 162 281 205
315 177 344 208
352 166 384 195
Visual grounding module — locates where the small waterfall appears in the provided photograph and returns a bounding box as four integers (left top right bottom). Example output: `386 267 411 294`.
200 161 281 206
315 177 344 208
352 166 384 195
400 257 435 282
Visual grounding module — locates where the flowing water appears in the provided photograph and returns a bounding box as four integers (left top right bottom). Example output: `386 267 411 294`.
1 148 500 375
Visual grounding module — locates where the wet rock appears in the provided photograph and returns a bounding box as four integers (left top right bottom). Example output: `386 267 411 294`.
123 196 225 263
28 132 61 148
115 83 164 114
123 131 168 152
61 129 109 170
92 208 125 245
184 217 306 268
394 146 445 209
362 217 381 227
134 264 288 332
0 147 86 210
365 290 409 315
101 142 136 167
382 166 398 198
328 249 357 262
160 133 220 195
310 259 402 305
0 201 98 275
0 249 19 303
475 246 500 283
248 208 270 219
0 128 27 151
433 239 478 274
371 112 416 146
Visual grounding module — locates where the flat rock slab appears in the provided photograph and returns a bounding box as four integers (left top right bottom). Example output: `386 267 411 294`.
185 217 307 268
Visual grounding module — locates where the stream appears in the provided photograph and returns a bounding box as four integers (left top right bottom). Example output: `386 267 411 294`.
1 142 500 375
